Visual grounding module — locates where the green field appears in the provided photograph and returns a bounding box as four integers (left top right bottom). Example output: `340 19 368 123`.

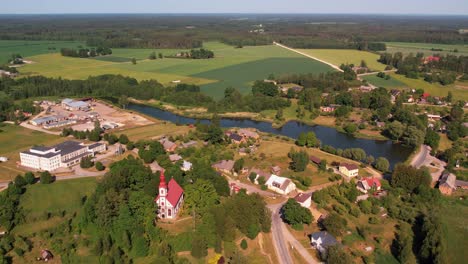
363 73 468 100
297 49 387 71
385 42 468 56
0 40 84 64
19 42 335 99
440 198 468 264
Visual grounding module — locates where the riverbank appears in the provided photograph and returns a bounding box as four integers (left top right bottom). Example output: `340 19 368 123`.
130 99 389 141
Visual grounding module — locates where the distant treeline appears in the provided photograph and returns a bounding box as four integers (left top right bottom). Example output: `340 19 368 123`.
60 47 112 58
166 49 214 59
86 37 203 49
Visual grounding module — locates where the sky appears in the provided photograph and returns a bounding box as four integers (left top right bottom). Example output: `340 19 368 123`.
2 0 468 15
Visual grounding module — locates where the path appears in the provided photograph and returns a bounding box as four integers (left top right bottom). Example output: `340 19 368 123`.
268 202 318 264
357 69 397 77
410 144 446 182
273 42 344 72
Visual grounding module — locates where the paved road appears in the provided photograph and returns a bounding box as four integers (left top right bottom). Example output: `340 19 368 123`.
411 145 430 168
357 69 397 77
410 145 446 182
268 203 318 264
273 42 344 72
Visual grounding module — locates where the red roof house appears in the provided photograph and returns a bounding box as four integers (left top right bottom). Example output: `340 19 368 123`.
357 177 382 194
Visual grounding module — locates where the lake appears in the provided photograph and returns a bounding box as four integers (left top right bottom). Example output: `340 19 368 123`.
128 103 412 168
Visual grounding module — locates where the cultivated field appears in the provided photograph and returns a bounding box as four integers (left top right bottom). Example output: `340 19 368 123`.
18 42 335 99
385 42 468 56
0 40 84 64
296 49 387 71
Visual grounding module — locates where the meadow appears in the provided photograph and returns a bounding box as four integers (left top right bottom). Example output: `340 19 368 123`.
0 40 83 64
18 41 335 99
296 49 387 71
385 42 468 56
363 73 468 100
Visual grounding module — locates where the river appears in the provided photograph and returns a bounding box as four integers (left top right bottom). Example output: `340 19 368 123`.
128 103 412 168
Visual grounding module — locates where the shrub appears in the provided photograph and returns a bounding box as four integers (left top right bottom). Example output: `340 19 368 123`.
95 162 105 171
80 156 94 169
40 171 53 184
119 134 129 144
14 175 27 188
24 172 36 185
368 217 379 224
240 239 248 250
126 141 135 150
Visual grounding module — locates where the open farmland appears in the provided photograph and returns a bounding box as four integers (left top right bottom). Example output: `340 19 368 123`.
296 49 387 71
0 40 84 64
19 42 335 99
385 42 468 56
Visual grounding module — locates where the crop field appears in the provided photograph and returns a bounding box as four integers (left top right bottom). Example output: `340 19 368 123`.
19 42 335 99
0 40 83 64
363 73 468 100
296 49 387 71
385 42 468 56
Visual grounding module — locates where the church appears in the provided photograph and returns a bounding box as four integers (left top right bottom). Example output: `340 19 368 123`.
154 171 184 219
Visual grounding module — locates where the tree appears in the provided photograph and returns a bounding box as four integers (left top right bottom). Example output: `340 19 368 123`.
424 129 440 150
131 58 137 65
148 52 157 60
40 171 53 184
326 245 353 264
289 149 309 172
14 175 27 188
322 213 347 236
374 157 390 172
233 158 244 173
185 179 219 216
119 95 129 109
248 172 257 183
275 108 283 120
319 160 327 171
119 134 129 145
402 126 425 148
395 223 417 264
96 161 105 171
252 81 279 97
240 239 248 250
391 164 431 192
450 105 464 121
158 53 163 59
281 198 313 229
386 121 405 141
343 123 358 135
24 172 35 185
80 156 94 168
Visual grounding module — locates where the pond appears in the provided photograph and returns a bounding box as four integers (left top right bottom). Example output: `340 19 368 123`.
128 103 412 168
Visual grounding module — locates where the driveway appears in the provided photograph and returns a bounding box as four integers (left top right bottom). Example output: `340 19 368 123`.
411 145 445 182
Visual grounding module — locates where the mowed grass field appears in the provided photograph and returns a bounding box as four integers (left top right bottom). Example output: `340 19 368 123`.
385 42 468 56
363 73 468 100
297 49 387 71
0 124 64 181
0 40 83 64
19 42 335 99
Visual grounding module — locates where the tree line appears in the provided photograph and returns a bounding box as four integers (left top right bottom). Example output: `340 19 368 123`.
60 47 112 58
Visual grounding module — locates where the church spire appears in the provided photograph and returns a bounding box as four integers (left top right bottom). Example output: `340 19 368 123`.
159 170 167 189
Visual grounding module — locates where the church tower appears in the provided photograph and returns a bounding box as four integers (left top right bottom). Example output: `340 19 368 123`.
158 171 167 218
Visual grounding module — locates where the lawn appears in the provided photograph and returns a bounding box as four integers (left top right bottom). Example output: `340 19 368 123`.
297 49 387 71
116 122 191 141
0 124 64 182
19 42 335 99
0 40 84 64
439 197 468 264
14 177 98 235
362 74 407 89
385 42 468 56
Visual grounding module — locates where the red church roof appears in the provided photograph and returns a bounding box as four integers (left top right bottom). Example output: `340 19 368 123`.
166 179 184 206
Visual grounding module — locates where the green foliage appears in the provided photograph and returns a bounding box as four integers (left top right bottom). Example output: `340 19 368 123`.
395 223 417 264
326 245 353 264
191 233 208 258
24 171 36 185
374 157 390 172
288 149 309 172
118 134 129 145
138 140 166 164
95 161 105 171
40 171 53 184
281 198 313 228
80 156 94 169
248 172 256 183
419 213 448 264
391 164 431 192
343 123 358 135
252 80 279 97
14 175 27 188
296 132 320 147
322 213 347 237
240 239 248 250
233 158 244 173
184 179 220 216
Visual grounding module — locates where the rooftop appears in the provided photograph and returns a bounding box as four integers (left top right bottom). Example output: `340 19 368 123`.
340 163 359 171
294 192 312 203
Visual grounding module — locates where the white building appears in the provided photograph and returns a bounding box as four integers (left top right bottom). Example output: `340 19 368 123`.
310 231 338 254
61 98 90 111
339 163 359 178
155 171 184 219
20 141 106 171
251 169 296 195
294 192 312 208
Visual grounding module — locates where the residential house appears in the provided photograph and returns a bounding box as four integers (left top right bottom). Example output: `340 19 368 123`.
20 141 106 171
294 192 312 208
339 163 359 178
265 174 296 195
181 160 192 172
181 140 197 148
320 104 340 113
439 172 456 195
357 178 382 194
229 133 245 144
169 154 182 163
390 89 401 102
149 161 164 173
212 160 235 175
427 114 441 122
238 129 260 140
159 138 178 152
310 231 338 254
359 85 374 93
155 171 184 219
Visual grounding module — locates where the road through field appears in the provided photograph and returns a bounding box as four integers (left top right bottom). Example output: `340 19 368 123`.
273 42 344 72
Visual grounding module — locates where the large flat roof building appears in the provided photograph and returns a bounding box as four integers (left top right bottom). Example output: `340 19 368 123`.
20 141 106 171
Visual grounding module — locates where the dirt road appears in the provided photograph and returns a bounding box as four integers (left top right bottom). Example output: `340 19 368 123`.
273 42 344 72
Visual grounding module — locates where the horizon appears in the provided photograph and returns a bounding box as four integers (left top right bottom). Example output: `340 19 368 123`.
3 0 468 15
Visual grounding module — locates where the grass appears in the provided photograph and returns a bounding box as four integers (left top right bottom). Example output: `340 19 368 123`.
0 40 84 64
0 124 64 182
385 42 468 56
364 73 468 101
440 197 468 264
19 42 335 99
438 133 452 151
297 49 387 71
14 177 98 235
116 122 191 141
